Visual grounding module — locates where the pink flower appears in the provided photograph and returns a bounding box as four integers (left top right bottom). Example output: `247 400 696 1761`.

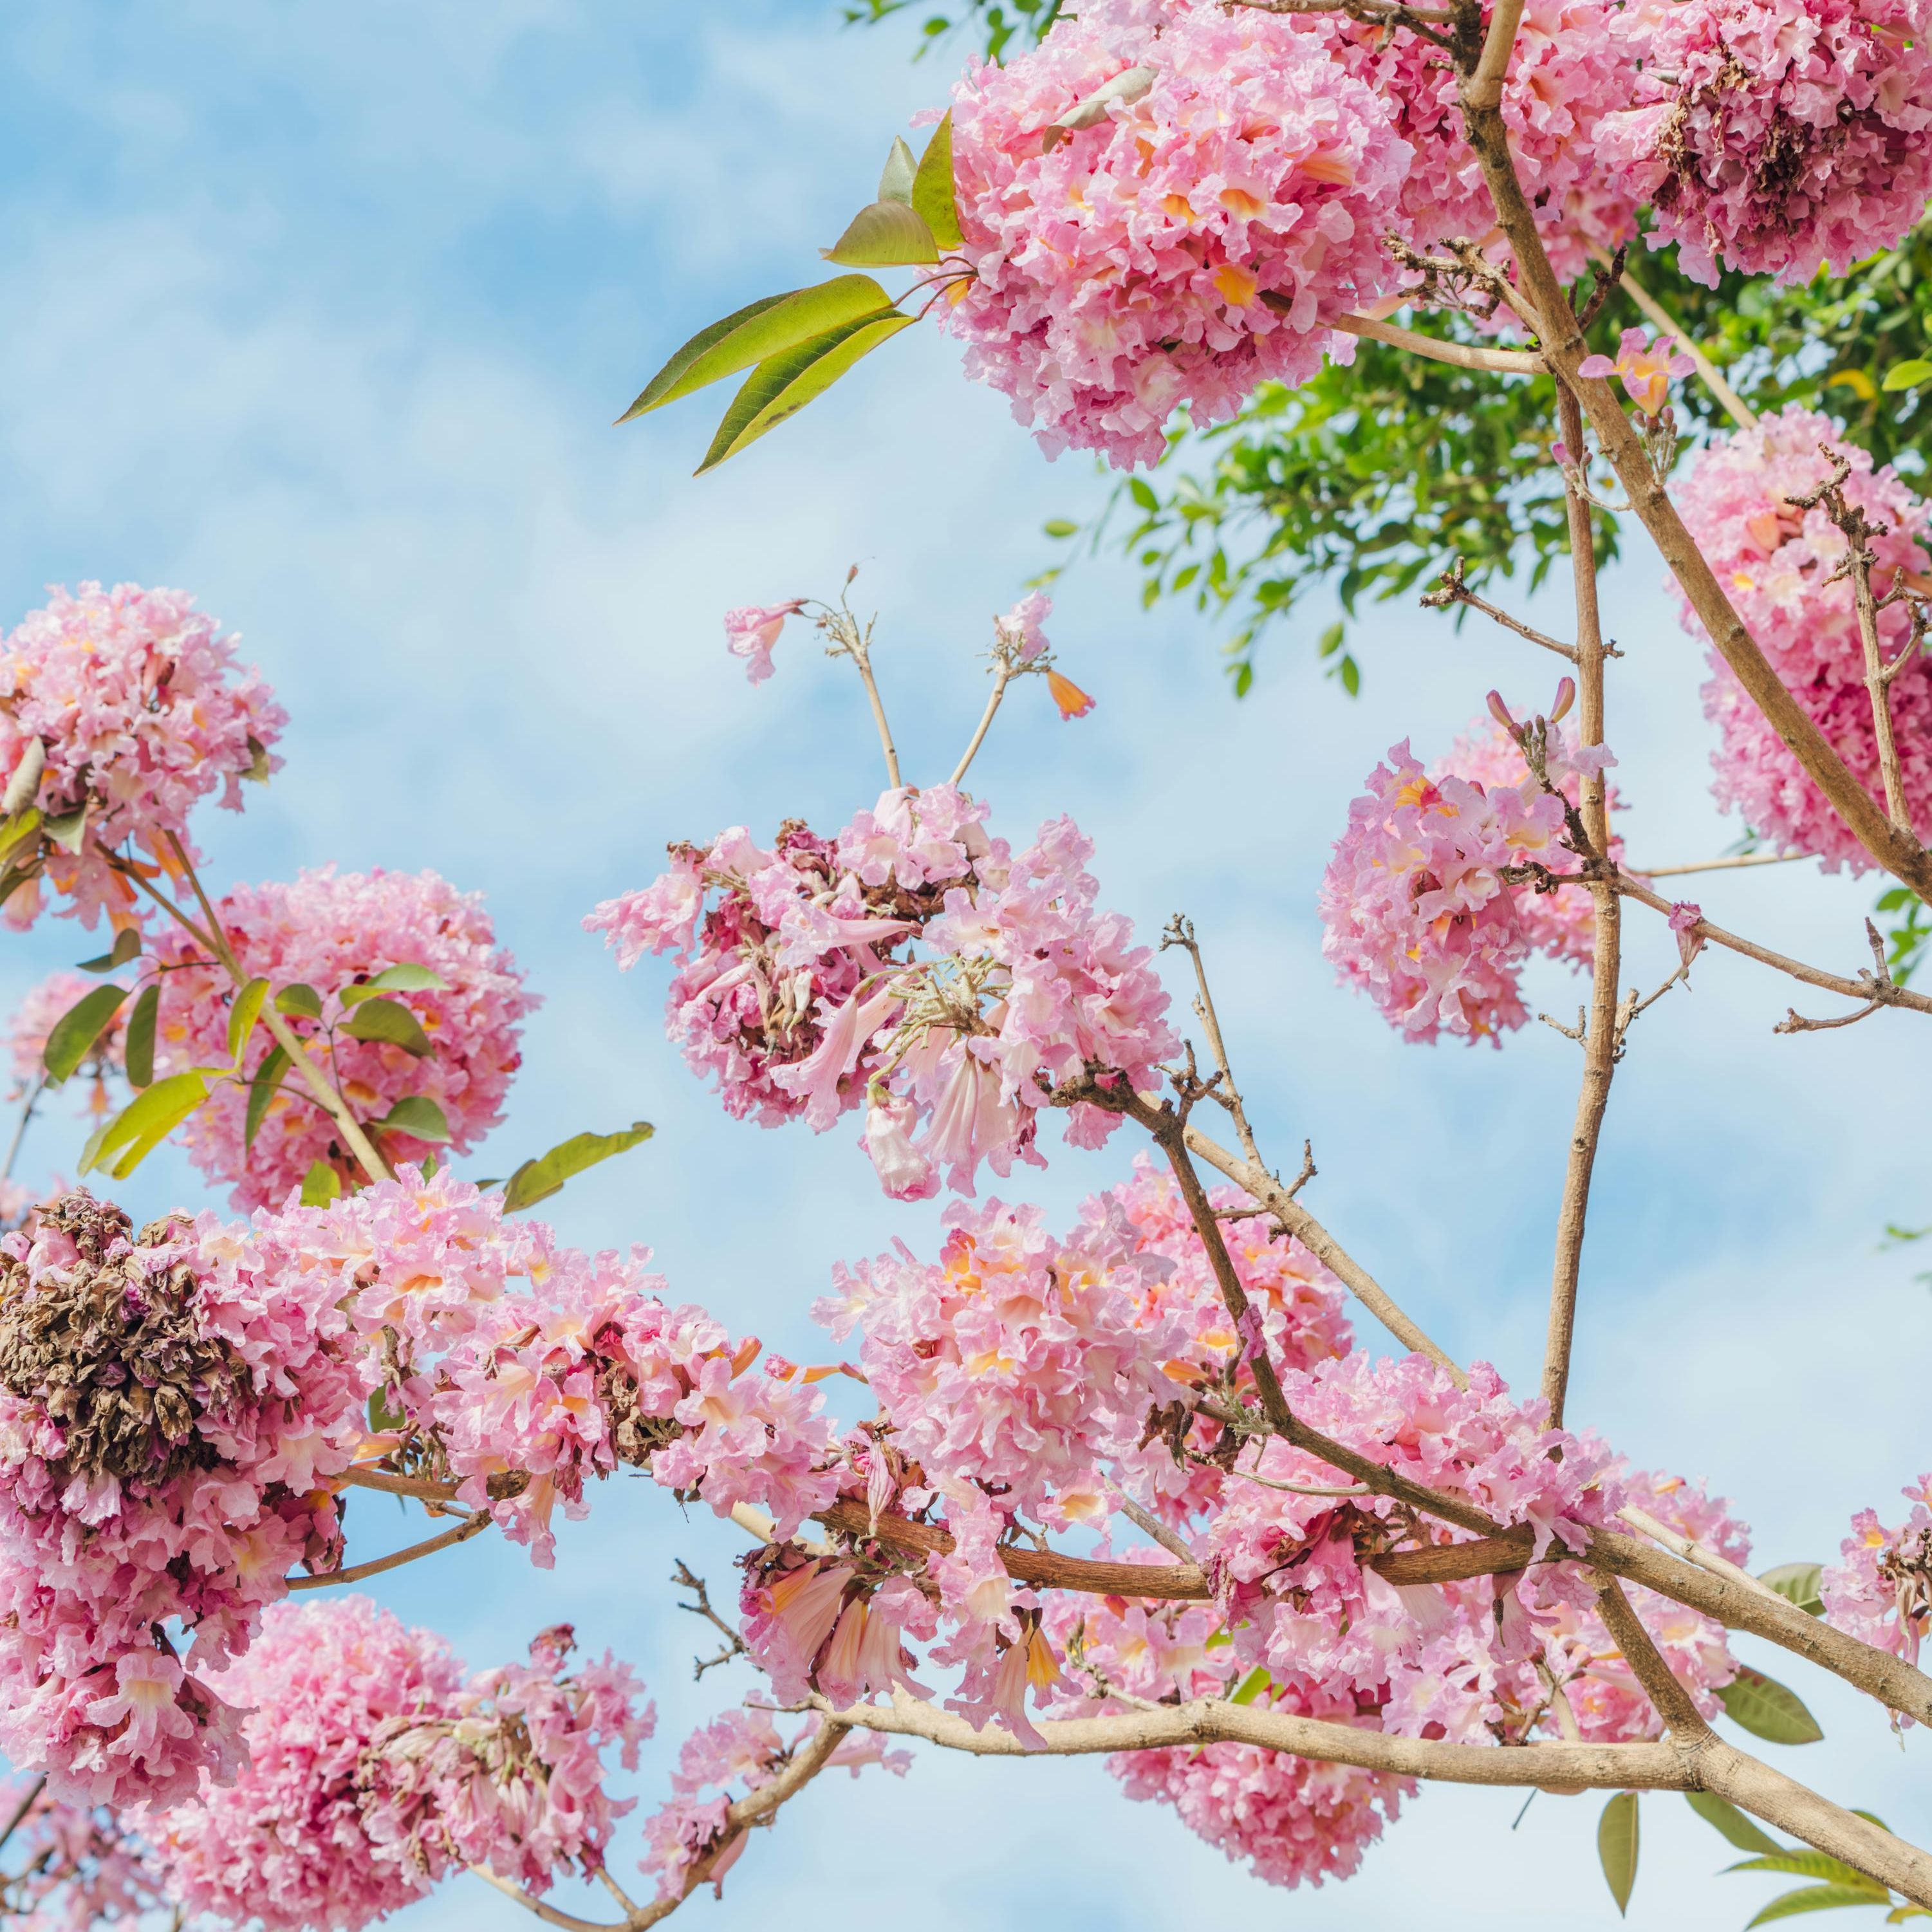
0 583 284 931
723 600 806 685
1577 327 1696 414
1668 901 1706 970
994 592 1052 662
1673 407 1932 868
862 1093 937 1200
148 867 537 1211
941 1 1413 467
1823 1476 1932 1676
1599 0 1932 286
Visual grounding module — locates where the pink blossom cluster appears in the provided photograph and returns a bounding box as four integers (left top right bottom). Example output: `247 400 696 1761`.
7 969 126 1103
0 584 284 931
1599 0 1932 286
1318 721 1612 1043
273 1165 840 1562
1323 0 1640 283
1043 1562 1413 1888
941 0 1413 468
1431 719 1628 973
588 785 1175 1196
150 1595 468 1931
1672 407 1932 868
1822 1474 1932 1667
0 1778 161 1932
1203 1356 1628 1742
0 1192 367 1808
148 867 537 1211
155 1601 653 1929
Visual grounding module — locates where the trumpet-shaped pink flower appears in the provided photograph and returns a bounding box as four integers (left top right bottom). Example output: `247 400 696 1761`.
1823 1474 1932 1670
1672 407 1932 868
1577 328 1695 416
147 866 536 1211
723 600 805 684
0 583 284 931
1599 0 1932 286
941 0 1413 468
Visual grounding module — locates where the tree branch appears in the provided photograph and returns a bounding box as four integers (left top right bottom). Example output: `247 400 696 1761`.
288 1510 491 1591
1333 313 1543 375
1420 557 1579 662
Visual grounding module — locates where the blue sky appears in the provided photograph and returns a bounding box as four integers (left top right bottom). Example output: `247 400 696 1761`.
1 5 1927 1928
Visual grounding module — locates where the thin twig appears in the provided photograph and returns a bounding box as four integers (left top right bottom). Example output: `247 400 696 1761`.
1333 313 1542 375
951 664 1012 788
0 1080 43 1188
1629 851 1804 879
1108 1489 1198 1566
1420 557 1580 662
288 1510 492 1591
1615 1505 1786 1606
673 1559 749 1678
1162 915 1261 1165
0 1776 45 1856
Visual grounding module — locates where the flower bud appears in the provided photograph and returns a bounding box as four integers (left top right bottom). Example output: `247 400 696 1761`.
1485 690 1516 733
1549 676 1576 723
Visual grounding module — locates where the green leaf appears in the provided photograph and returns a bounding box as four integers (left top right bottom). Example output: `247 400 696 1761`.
123 983 158 1090
698 312 917 473
1129 478 1159 512
1339 654 1362 698
1228 1666 1271 1705
1748 1886 1901 1926
375 1095 452 1144
368 1386 407 1433
0 806 41 866
911 109 961 250
503 1120 655 1213
340 964 446 1007
87 1072 210 1180
1882 358 1932 391
340 997 433 1057
242 732 272 783
275 983 324 1019
227 977 270 1063
1317 620 1345 658
821 200 939 266
1686 1790 1781 1856
244 1045 290 1151
42 984 130 1084
878 134 918 204
1728 1853 1888 1893
1598 1792 1639 1917
301 1159 342 1207
77 928 142 974
1758 1563 1826 1617
618 277 892 422
1043 518 1079 539
42 808 88 855
1718 1667 1825 1745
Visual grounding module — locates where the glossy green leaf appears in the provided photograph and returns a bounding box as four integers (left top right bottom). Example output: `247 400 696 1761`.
368 1385 407 1433
0 807 41 866
353 963 447 996
275 983 324 1019
698 313 916 473
1043 518 1079 539
878 135 918 205
1228 1666 1271 1706
618 277 892 422
1728 1853 1887 1893
1882 358 1932 391
43 808 88 855
1598 1792 1639 1917
42 984 130 1083
821 200 938 267
376 1095 452 1144
1758 1563 1827 1616
912 110 961 250
340 997 433 1057
124 983 158 1090
301 1159 342 1207
244 1045 290 1151
1748 1886 1902 1926
1718 1667 1825 1745
1686 1790 1781 1855
227 977 270 1063
503 1120 655 1213
88 1072 210 1180
78 927 142 974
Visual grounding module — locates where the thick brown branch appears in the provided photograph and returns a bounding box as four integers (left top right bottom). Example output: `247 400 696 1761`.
288 1510 490 1590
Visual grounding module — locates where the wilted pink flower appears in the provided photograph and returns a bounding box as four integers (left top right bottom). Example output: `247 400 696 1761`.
1600 0 1932 286
724 600 806 685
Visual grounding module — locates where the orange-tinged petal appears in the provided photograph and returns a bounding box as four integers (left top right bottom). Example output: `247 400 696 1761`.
1048 669 1095 718
1211 262 1258 307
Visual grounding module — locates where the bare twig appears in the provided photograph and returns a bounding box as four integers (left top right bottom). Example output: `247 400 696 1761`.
0 1079 42 1189
673 1559 750 1678
288 1510 491 1590
951 663 1012 788
1629 851 1804 879
1420 557 1579 662
1108 1488 1198 1566
0 1776 45 1855
1332 313 1543 375
1616 1505 1786 1606
1162 916 1261 1164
